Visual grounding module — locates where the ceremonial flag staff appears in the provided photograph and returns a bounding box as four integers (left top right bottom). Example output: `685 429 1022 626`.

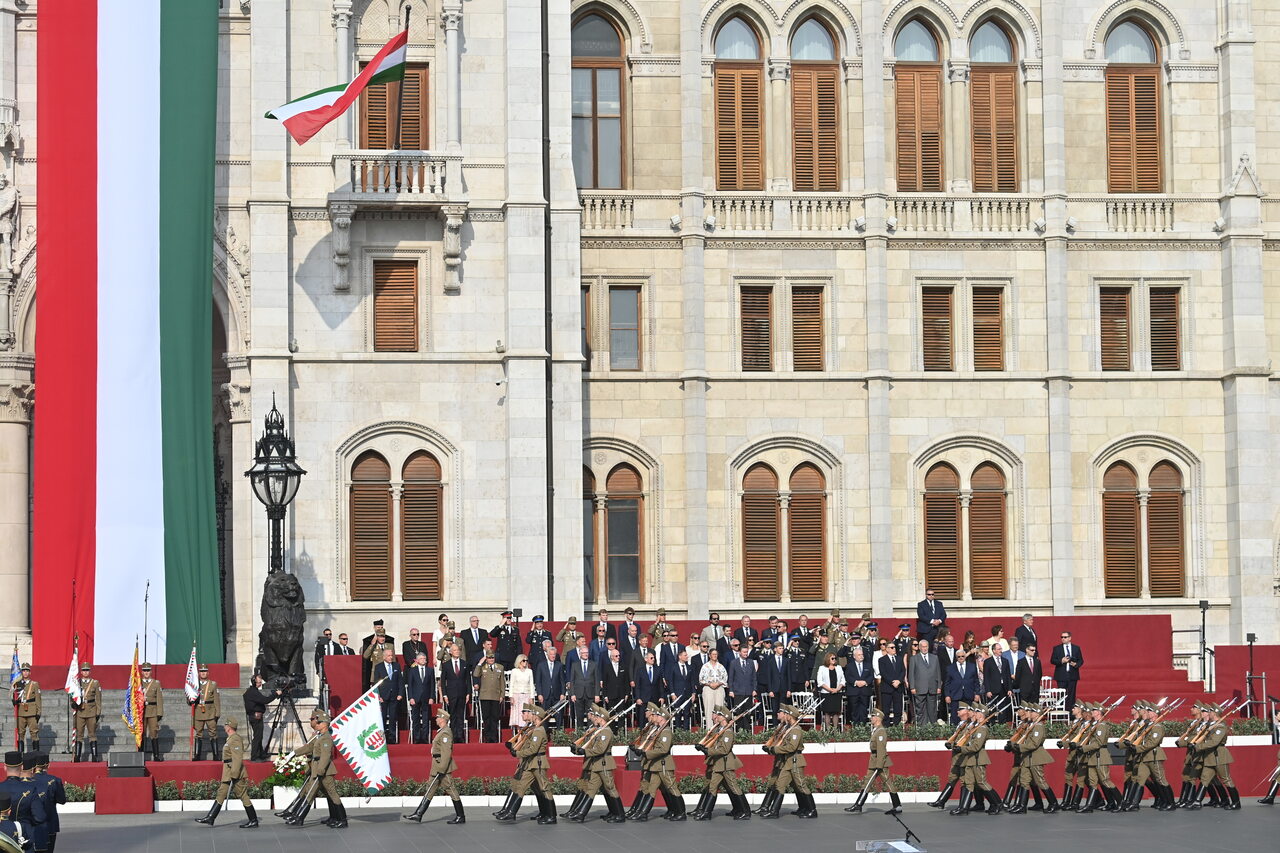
394 6 411 152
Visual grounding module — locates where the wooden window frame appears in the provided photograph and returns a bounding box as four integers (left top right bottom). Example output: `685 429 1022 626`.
787 465 827 601
970 58 1019 193
400 452 443 601
922 463 962 599
971 285 1005 371
921 285 954 370
1104 23 1162 194
791 26 840 192
714 18 766 193
604 466 644 603
349 452 393 601
967 463 1007 599
894 23 945 194
372 258 420 353
1146 462 1185 598
1102 462 1141 597
1099 285 1132 371
742 465 782 601
741 285 774 371
359 62 430 151
607 284 642 371
790 285 824 371
1148 286 1180 371
571 18 627 190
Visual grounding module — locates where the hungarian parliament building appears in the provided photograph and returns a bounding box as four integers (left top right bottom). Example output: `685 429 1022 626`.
3 0 1279 664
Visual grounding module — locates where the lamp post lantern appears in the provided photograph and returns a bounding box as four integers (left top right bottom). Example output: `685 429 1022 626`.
245 395 306 573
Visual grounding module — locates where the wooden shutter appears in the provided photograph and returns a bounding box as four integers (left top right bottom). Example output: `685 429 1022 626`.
922 286 953 370
791 286 824 371
373 259 419 352
972 286 1004 371
792 65 840 191
970 67 1018 193
742 464 780 601
715 64 765 190
1102 462 1140 597
741 286 773 371
1149 287 1180 370
360 64 429 150
1105 67 1161 192
968 463 1007 599
788 464 826 601
895 66 944 192
1099 287 1131 370
1147 461 1184 597
923 464 961 598
401 452 443 600
350 452 392 600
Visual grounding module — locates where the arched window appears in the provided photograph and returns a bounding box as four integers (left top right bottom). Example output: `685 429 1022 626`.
715 17 765 190
969 21 1017 192
400 452 443 599
583 468 598 604
894 20 944 191
1146 461 1184 597
742 463 780 600
922 463 960 597
605 465 643 601
350 451 392 600
1104 21 1161 192
968 462 1007 598
1102 462 1140 596
788 464 826 600
791 19 839 191
572 14 625 189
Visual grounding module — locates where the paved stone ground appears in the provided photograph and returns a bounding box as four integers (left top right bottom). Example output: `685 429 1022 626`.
54 804 1276 853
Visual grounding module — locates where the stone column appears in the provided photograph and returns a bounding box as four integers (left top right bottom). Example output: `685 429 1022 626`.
333 1 353 149
1137 490 1151 599
0 376 32 658
767 58 790 192
224 361 257 665
594 497 608 606
946 60 970 193
443 2 463 152
390 484 403 601
778 493 792 603
958 490 972 601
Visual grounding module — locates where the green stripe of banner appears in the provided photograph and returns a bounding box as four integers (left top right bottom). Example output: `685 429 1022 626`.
159 1 222 663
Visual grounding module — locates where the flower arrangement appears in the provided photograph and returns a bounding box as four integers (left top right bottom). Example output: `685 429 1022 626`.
263 751 310 788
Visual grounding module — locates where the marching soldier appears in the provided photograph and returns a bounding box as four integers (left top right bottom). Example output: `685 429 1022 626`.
141 663 165 762
71 663 101 763
565 704 625 823
1175 702 1210 808
475 651 505 742
494 703 554 824
761 703 815 819
31 754 64 853
1189 703 1239 810
191 665 221 760
1008 703 1057 814
951 702 1000 815
1261 710 1279 805
628 703 683 822
194 718 258 829
403 707 466 824
1059 702 1087 810
648 608 675 642
1130 700 1175 811
929 702 970 808
693 704 749 821
1079 702 1122 813
1117 703 1142 811
847 707 900 815
11 666 39 753
286 711 346 828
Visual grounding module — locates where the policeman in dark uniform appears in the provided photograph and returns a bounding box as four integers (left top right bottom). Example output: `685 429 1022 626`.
525 616 553 669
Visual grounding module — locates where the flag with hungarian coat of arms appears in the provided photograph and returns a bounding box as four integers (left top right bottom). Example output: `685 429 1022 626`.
331 686 392 792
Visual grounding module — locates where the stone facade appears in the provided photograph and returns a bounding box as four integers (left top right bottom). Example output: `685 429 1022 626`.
5 0 1280 668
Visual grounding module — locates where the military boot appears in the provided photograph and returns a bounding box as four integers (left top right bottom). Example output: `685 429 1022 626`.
560 792 586 819
90 742 100 763
492 791 519 819
692 792 715 820
984 789 1003 815
327 801 348 828
193 801 221 825
1041 786 1060 814
624 791 645 819
760 790 783 819
663 790 686 821
569 795 594 822
885 792 902 816
72 743 82 764
929 780 957 809
1185 784 1206 811
403 794 432 822
1003 779 1019 808
630 793 654 822
731 792 751 820
535 793 557 825
1224 787 1241 811
1174 780 1192 808
603 795 626 824
239 805 259 829
447 800 467 824
949 788 973 816
1259 781 1278 805
1007 788 1028 815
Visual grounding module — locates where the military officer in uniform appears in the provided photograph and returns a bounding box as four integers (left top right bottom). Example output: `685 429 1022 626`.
1079 702 1122 813
31 754 64 853
929 701 970 808
191 665 221 760
628 703 683 822
1175 702 1208 808
194 718 258 829
1008 703 1057 814
10 666 39 754
760 703 814 819
495 703 554 824
1057 702 1087 810
287 711 346 828
1130 700 1174 811
403 707 466 824
556 618 584 657
0 793 25 852
951 702 1000 815
0 751 44 852
1260 709 1280 805
693 704 749 821
565 704 625 823
846 707 900 815
475 650 506 742
141 663 164 761
648 608 675 642
1189 703 1239 810
70 663 100 763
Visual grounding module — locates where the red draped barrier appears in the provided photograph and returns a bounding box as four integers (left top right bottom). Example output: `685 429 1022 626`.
94 775 155 814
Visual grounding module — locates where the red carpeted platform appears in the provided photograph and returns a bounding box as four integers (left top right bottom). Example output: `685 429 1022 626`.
25 663 239 689
94 776 154 814
1213 644 1280 709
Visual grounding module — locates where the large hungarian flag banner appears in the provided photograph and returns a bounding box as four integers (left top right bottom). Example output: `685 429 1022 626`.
34 2 222 665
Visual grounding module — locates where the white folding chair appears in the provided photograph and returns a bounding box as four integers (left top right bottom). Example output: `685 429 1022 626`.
791 691 817 729
1040 676 1068 724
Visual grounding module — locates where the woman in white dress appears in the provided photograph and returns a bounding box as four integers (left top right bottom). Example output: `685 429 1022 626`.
698 649 727 726
507 654 534 725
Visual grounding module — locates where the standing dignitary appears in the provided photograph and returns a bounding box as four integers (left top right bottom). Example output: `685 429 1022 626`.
1007 704 1057 814
10 666 39 753
373 648 404 743
760 704 815 819
950 703 1000 816
242 673 280 761
982 644 1013 722
847 708 901 815
361 621 395 689
1014 645 1043 704
600 649 630 708
314 628 338 688
194 718 258 828
1050 631 1083 712
845 646 875 724
141 663 164 761
732 615 759 648
564 704 626 823
491 611 522 669
31 754 64 851
909 639 942 724
666 651 696 728
286 711 346 828
525 616 552 669
461 617 488 666
1015 614 1038 652
629 704 684 822
534 646 567 729
878 644 906 726
727 646 758 729
403 708 466 824
401 629 429 670
475 651 505 742
71 663 101 762
406 652 435 744
568 647 600 730
693 704 749 821
495 704 555 824
945 650 979 722
439 645 470 741
191 665 222 760
916 589 947 643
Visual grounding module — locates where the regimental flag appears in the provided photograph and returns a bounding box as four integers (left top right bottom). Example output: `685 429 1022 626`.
267 29 407 145
33 2 222 666
8 644 17 688
121 643 145 749
183 643 200 703
64 637 82 705
331 685 392 792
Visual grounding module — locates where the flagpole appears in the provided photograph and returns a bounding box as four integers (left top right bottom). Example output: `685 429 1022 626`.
143 581 150 664
394 7 410 152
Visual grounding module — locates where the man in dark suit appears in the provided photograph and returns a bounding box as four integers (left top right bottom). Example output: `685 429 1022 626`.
983 642 1013 721
525 616 553 670
592 609 617 642
568 647 600 729
915 589 947 643
461 616 489 667
405 652 435 743
401 628 429 669
631 650 662 710
1014 644 1043 703
618 623 642 671
762 616 787 647
727 646 757 730
314 628 338 688
600 649 630 708
665 650 695 728
534 646 567 729
373 648 403 743
944 650 979 723
361 620 395 689
618 607 642 642
844 646 875 724
732 615 759 648
439 645 471 740
490 611 523 669
908 638 943 724
1049 631 1083 712
935 633 959 721
1014 614 1038 656
760 643 789 722
878 646 906 726
657 630 682 685
588 624 611 665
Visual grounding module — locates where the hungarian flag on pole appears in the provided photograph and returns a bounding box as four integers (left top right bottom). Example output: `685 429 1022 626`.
33 3 222 666
331 684 393 792
64 638 82 706
267 29 408 145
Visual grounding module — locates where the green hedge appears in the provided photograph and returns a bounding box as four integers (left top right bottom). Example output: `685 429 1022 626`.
65 783 95 803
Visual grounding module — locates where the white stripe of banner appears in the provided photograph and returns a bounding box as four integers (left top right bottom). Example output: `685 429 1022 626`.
374 45 407 73
96 0 166 664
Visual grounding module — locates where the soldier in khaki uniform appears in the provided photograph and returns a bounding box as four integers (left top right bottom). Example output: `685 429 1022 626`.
286 711 346 828
474 651 505 742
1008 703 1057 814
71 663 101 763
495 703 554 824
627 703 683 822
1129 700 1175 811
436 622 457 666
194 717 258 828
951 702 1000 816
648 608 675 642
404 708 466 824
847 707 900 814
761 704 815 819
693 704 749 821
141 663 164 761
556 618 584 657
1079 702 1122 813
1175 702 1210 807
11 665 40 753
929 702 970 808
190 665 221 760
1189 703 1239 810
564 704 625 823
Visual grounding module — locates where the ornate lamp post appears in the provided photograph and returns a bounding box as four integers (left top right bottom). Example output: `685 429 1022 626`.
245 396 306 573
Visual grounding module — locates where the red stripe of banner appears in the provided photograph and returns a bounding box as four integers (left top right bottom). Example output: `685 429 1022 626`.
34 0 97 665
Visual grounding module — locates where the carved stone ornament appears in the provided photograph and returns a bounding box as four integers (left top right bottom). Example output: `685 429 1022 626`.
0 99 20 154
442 204 466 293
330 203 357 291
767 58 791 81
441 6 463 30
0 174 17 275
1227 152 1262 197
0 382 34 424
222 382 251 424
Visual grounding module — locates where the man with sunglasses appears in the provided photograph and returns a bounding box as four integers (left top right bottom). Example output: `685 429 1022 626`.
916 588 947 643
1049 631 1084 712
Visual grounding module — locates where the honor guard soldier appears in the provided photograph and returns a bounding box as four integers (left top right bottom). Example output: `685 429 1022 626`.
286 711 346 828
494 703 554 824
191 665 222 760
1189 703 1239 810
403 708 466 824
1008 703 1057 814
557 617 584 657
71 664 101 763
929 702 970 809
1130 700 1175 811
847 707 900 815
628 703 683 822
475 651 505 742
564 704 625 823
11 666 39 754
31 754 64 853
1058 702 1087 810
693 704 748 821
1079 702 1122 813
1261 710 1280 805
0 794 23 853
951 702 999 816
1175 702 1209 808
648 608 675 642
761 703 814 819
0 752 44 852
141 663 164 762
194 718 258 829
